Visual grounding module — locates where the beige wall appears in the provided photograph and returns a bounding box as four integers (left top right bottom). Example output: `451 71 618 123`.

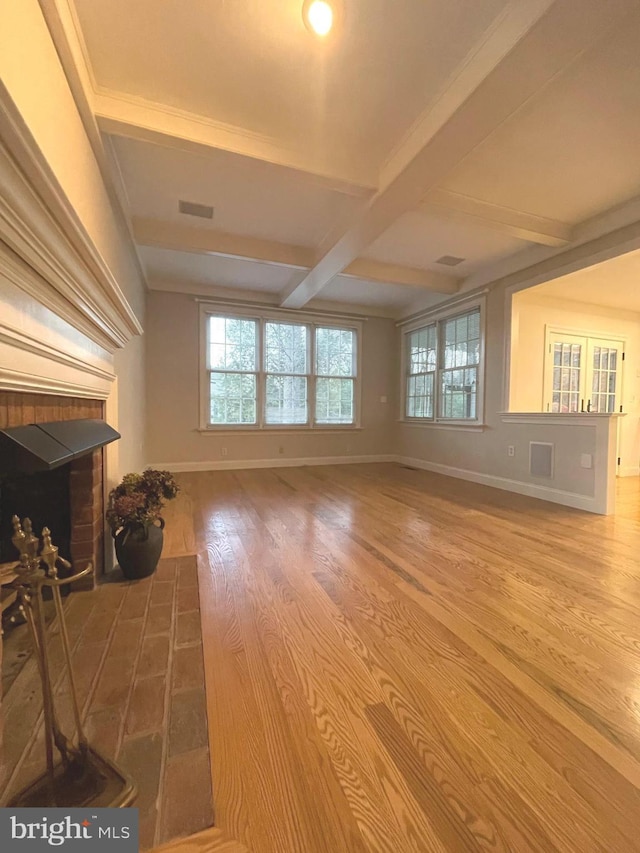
146 287 617 512
0 0 146 477
145 291 396 467
510 292 640 475
394 283 617 512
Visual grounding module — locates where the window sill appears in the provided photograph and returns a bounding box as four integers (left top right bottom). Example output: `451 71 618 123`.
398 419 487 432
197 426 363 434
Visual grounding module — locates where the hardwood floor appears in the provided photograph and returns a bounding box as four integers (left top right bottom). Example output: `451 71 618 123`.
161 464 640 852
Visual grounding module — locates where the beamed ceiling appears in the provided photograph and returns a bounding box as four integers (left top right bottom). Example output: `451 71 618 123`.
41 0 640 317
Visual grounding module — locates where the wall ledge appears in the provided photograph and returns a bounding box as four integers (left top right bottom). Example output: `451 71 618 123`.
501 412 623 426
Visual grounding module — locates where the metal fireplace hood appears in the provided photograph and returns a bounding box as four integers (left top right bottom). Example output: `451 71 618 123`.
0 419 120 474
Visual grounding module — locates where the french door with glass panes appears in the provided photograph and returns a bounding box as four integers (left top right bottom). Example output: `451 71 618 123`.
544 332 624 414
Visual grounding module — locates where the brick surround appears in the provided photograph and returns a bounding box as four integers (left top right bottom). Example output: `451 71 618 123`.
0 392 106 586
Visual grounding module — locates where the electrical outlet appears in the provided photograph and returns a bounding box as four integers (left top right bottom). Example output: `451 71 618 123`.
278 446 284 455
507 445 515 457
221 447 228 457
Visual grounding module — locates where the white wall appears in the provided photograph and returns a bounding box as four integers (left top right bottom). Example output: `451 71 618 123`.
145 291 396 468
510 291 640 475
0 0 146 477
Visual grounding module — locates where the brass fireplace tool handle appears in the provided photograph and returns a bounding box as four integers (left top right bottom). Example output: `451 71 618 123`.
6 515 136 809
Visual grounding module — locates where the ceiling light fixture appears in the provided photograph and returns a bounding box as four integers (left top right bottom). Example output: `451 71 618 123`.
303 0 335 37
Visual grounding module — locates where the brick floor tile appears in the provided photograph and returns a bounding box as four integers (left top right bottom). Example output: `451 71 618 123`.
175 612 201 648
125 676 166 736
137 635 171 679
118 732 163 849
145 604 172 636
177 561 198 589
172 645 205 692
176 585 200 614
84 706 124 760
119 587 151 621
159 747 213 844
90 657 135 710
168 689 208 757
150 582 174 607
107 619 144 664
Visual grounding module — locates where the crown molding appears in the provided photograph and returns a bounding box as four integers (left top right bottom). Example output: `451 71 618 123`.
0 82 143 352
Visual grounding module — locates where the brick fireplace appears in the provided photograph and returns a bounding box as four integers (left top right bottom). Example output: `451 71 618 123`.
0 392 106 586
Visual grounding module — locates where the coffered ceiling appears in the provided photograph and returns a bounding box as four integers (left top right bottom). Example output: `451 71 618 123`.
43 0 640 316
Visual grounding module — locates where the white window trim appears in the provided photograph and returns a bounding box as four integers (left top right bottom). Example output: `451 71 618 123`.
199 303 362 430
400 297 486 426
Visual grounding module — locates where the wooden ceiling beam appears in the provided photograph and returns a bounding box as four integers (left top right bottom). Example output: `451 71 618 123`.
94 91 376 199
420 189 573 247
132 217 459 293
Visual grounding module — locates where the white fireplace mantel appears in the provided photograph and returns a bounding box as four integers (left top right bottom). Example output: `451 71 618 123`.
0 81 143 400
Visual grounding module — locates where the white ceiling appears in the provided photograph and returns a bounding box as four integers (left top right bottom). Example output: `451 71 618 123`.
525 250 640 314
75 0 508 175
442 16 640 223
365 211 528 275
111 136 365 246
54 0 640 317
139 246 304 294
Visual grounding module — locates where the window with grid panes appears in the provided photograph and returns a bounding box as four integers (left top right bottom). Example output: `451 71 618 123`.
315 327 356 424
265 322 308 424
439 310 480 419
406 325 436 418
404 307 481 422
208 316 258 425
204 312 359 428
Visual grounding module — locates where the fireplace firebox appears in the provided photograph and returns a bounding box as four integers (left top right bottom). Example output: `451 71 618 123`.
0 392 115 587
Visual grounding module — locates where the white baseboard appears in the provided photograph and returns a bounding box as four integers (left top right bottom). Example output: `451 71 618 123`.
147 454 396 473
147 453 604 513
395 455 602 514
618 466 640 478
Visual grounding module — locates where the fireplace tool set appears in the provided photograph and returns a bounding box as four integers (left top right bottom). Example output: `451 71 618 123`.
5 516 136 808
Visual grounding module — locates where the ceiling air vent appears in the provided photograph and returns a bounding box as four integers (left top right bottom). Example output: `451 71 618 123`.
435 255 465 266
178 200 214 220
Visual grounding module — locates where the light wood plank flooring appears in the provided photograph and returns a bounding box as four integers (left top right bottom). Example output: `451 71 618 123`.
161 464 640 852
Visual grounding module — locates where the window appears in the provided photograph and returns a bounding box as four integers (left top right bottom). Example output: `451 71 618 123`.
265 322 308 424
203 310 359 428
439 310 480 419
315 327 356 424
404 306 482 422
208 316 258 425
406 325 436 418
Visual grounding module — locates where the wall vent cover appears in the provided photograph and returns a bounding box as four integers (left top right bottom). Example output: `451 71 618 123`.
529 442 554 478
435 255 465 266
178 200 214 219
